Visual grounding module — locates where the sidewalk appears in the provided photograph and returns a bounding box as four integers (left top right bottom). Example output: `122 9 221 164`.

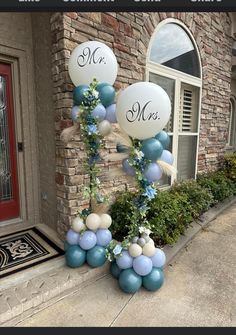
16 203 236 327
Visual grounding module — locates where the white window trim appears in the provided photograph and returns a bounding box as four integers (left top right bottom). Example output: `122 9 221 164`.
227 96 236 149
146 18 202 185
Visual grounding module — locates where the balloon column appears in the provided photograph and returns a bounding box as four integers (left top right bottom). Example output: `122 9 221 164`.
106 82 176 293
63 41 119 269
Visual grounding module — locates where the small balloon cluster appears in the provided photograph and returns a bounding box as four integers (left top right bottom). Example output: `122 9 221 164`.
65 212 113 269
110 229 166 293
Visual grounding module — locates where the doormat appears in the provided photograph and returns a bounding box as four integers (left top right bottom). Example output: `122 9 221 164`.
0 227 64 279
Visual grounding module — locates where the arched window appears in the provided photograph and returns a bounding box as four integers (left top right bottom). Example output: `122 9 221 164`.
146 20 202 186
228 97 236 149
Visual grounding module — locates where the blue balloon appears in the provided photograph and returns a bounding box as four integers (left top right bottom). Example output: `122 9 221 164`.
65 245 86 268
71 106 80 122
142 267 164 291
133 255 153 276
92 104 106 121
73 85 89 105
144 163 163 182
110 261 122 279
159 150 174 165
151 248 166 269
96 83 115 107
155 131 170 149
79 231 97 250
141 138 163 161
66 229 80 245
86 245 107 268
96 229 112 247
116 250 133 270
105 104 117 123
119 269 142 294
122 159 135 177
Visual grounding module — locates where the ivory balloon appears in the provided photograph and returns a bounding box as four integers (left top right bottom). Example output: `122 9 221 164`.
98 120 112 136
116 82 171 140
68 41 118 86
142 242 156 257
72 217 85 233
128 243 142 258
86 213 101 231
100 214 112 229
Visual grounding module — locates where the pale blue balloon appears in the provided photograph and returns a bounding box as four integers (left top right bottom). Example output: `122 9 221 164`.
105 104 117 123
144 163 163 182
66 229 80 245
122 159 135 177
71 106 80 122
133 255 153 276
116 250 133 270
159 150 174 165
92 104 106 121
151 248 166 269
96 229 112 247
79 231 97 250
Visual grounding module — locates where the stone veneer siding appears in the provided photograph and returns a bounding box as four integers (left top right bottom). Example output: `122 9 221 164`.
50 12 233 239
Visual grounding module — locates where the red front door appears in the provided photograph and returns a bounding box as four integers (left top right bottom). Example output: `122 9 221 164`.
0 63 19 221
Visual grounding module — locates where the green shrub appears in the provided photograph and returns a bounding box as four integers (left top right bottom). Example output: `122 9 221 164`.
223 152 236 182
197 170 235 203
170 179 214 218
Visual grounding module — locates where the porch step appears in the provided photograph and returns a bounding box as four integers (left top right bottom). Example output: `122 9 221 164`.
0 256 109 326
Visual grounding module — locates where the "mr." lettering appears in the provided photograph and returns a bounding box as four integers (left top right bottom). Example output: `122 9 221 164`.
77 47 106 68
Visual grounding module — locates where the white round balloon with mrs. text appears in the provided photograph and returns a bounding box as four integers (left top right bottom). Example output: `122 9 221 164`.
68 41 118 86
116 82 171 140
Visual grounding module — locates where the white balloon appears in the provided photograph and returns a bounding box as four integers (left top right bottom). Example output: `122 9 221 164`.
116 82 171 140
68 41 118 86
86 213 101 231
72 217 85 233
142 243 156 257
98 120 112 136
128 243 142 258
100 214 112 229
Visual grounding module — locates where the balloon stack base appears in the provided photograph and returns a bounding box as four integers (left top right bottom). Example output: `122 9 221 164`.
110 239 166 294
64 213 112 269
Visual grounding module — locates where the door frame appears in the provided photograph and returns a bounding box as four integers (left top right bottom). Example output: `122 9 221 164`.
0 41 40 232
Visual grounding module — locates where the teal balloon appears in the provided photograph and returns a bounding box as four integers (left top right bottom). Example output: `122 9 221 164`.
119 269 142 294
86 246 107 268
97 83 115 107
73 85 89 105
142 267 164 292
141 138 163 161
155 131 170 149
110 261 122 279
64 241 70 251
65 246 86 268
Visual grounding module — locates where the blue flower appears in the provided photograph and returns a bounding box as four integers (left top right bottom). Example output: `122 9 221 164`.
113 244 123 256
142 186 157 200
87 124 97 135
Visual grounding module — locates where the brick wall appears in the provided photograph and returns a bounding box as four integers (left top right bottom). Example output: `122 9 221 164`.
50 12 233 238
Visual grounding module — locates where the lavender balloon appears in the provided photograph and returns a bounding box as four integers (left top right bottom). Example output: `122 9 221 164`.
159 150 174 165
122 159 135 177
66 229 80 245
133 255 153 276
96 229 112 247
71 106 80 122
105 104 117 123
151 248 166 268
116 250 133 270
79 231 97 250
144 163 163 182
92 103 106 121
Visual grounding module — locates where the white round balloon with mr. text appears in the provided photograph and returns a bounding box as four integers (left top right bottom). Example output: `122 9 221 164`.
68 41 118 86
116 82 171 140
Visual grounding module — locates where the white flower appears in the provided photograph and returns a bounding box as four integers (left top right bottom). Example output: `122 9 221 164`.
139 226 152 236
92 89 99 99
134 149 145 161
96 178 101 185
113 244 123 256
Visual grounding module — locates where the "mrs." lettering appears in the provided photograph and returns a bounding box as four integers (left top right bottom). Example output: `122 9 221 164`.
126 101 160 123
77 47 106 68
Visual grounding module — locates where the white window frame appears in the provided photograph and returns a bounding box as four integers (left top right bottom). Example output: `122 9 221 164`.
146 18 202 186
